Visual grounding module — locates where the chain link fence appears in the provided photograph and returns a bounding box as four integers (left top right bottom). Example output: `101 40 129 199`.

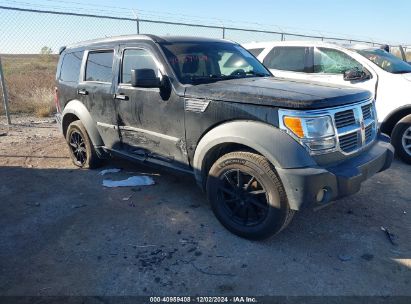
1 6 386 55
0 5 403 121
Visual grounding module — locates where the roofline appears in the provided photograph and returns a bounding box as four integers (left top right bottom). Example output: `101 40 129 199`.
242 40 383 51
62 34 236 53
64 34 162 50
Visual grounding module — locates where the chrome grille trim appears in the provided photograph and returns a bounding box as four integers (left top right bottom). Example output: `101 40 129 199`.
339 132 359 153
362 104 372 120
334 99 377 155
335 109 355 129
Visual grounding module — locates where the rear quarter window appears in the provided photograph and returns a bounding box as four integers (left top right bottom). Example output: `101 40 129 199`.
85 50 114 83
60 51 84 82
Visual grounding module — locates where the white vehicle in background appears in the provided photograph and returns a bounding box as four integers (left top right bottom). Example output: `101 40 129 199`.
244 41 411 163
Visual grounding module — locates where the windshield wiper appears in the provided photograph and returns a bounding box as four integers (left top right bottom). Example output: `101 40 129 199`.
392 70 411 74
188 75 221 84
244 70 270 77
190 74 237 83
187 72 269 84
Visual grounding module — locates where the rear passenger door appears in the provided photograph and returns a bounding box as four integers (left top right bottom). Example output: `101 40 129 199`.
113 44 187 167
77 49 120 149
263 46 311 80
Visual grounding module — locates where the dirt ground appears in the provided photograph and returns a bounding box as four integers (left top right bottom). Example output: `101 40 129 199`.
0 115 410 296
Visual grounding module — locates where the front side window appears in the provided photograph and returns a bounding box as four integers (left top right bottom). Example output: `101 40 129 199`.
85 51 114 82
314 48 362 74
357 49 411 74
263 47 306 72
60 51 83 82
122 49 158 84
159 42 270 85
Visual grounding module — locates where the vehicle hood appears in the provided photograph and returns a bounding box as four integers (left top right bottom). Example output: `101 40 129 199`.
184 77 371 109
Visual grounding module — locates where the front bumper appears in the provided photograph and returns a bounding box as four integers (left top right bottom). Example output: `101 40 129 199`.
276 133 394 210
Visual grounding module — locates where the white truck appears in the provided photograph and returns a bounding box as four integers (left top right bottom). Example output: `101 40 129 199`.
244 41 411 163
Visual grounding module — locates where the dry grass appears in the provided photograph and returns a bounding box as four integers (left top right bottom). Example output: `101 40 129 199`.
0 54 58 117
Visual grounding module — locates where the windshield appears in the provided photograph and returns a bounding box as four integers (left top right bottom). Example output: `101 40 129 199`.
159 41 271 84
357 49 411 74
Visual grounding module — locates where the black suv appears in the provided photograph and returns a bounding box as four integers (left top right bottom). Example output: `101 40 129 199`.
55 35 394 239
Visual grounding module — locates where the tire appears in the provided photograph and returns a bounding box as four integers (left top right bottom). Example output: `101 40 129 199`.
206 151 295 240
66 120 103 169
392 121 411 164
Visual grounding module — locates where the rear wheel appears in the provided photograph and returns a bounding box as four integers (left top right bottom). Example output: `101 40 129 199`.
392 122 411 164
206 152 295 240
66 120 103 169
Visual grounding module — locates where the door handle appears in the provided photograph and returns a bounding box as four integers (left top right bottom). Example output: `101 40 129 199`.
77 89 88 95
114 93 129 101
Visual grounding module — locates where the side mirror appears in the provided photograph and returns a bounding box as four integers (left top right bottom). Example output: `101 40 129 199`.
343 68 369 82
131 69 160 88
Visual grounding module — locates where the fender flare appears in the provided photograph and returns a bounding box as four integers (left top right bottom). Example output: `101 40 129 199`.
62 100 104 147
392 113 411 139
193 120 316 185
380 105 411 136
396 113 411 125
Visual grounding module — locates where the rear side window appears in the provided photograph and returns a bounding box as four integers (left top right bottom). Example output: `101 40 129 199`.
60 51 83 82
314 48 363 74
248 48 264 57
85 51 114 82
122 49 158 84
263 47 306 72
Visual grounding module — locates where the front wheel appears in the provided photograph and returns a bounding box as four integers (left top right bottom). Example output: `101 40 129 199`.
392 122 411 164
66 120 103 169
206 152 295 240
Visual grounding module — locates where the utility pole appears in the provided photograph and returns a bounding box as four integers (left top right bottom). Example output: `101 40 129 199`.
132 9 140 34
0 56 11 125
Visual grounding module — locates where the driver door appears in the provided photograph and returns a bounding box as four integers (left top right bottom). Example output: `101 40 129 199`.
113 44 188 167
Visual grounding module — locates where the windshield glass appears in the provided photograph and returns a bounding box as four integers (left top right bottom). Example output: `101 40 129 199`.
159 41 271 84
357 49 411 74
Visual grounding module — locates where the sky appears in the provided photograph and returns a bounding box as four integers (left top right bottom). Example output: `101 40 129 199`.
73 0 411 44
0 0 410 53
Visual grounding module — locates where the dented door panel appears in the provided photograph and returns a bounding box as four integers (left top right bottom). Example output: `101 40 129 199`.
114 44 188 166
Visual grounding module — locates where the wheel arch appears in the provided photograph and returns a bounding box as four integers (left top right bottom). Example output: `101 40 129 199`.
62 100 104 147
193 120 316 190
380 105 411 136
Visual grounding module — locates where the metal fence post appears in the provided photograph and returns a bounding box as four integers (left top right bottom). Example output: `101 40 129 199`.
222 27 225 39
281 33 284 41
137 19 140 34
0 56 11 125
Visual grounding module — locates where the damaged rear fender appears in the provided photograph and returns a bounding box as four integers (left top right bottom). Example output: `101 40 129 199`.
62 99 104 147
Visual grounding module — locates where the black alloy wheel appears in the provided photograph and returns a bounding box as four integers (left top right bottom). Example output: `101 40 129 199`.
218 169 269 227
69 130 87 166
207 151 295 240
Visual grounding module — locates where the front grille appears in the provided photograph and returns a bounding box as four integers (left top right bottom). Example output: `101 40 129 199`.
362 104 372 120
339 132 359 153
334 100 376 154
365 124 373 142
335 109 355 129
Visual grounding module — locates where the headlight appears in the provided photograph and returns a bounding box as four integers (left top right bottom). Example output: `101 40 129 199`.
280 113 337 154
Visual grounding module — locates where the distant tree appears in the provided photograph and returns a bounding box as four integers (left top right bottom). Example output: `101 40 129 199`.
40 46 52 55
